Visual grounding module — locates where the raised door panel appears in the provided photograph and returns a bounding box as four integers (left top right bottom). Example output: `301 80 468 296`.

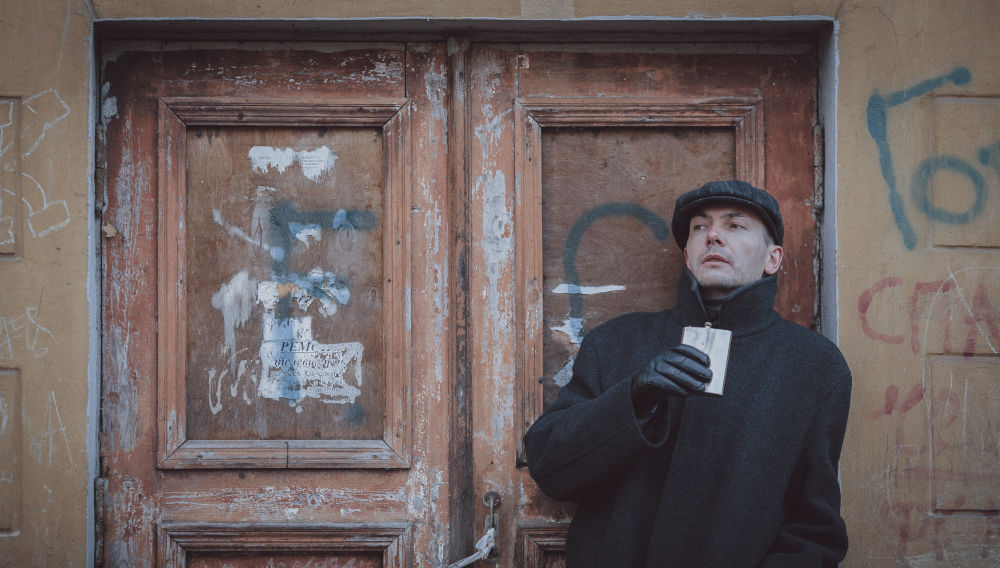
157 98 410 469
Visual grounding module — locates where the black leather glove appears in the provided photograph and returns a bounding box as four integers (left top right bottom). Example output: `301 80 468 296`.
631 344 712 416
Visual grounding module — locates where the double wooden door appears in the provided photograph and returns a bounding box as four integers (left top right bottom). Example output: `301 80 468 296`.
100 38 818 567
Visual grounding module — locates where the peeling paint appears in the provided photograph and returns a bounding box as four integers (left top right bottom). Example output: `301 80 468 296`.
108 476 156 568
106 325 139 453
550 316 584 346
424 64 448 136
248 145 338 182
101 95 117 124
288 221 322 247
164 485 406 516
552 357 575 387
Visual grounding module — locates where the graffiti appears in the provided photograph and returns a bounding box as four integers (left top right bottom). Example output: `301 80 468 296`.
873 375 1000 561
857 269 999 356
0 305 55 360
20 171 70 238
0 90 72 244
553 202 669 345
264 200 375 321
546 203 669 387
208 188 377 411
868 66 1000 249
26 391 73 466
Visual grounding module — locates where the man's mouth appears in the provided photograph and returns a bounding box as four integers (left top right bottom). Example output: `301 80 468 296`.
702 253 729 265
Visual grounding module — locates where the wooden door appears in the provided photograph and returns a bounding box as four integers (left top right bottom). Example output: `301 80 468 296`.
100 37 819 568
464 42 819 566
100 42 452 566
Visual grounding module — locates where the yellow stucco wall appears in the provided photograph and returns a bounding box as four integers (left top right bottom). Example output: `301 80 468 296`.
0 1 95 566
0 1 996 566
836 2 1000 565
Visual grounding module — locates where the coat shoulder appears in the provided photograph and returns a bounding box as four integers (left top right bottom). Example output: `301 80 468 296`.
773 319 851 375
585 310 667 344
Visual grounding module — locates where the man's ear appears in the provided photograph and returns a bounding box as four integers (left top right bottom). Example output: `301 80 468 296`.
763 245 783 275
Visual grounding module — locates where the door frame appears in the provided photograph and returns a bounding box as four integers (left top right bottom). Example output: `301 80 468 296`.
90 18 838 565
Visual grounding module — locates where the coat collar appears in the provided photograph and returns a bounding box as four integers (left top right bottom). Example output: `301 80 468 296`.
669 269 781 337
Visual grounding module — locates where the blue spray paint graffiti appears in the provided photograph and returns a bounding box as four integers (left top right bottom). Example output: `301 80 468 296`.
264 201 377 403
911 156 986 225
266 200 377 321
867 66 998 249
561 202 670 337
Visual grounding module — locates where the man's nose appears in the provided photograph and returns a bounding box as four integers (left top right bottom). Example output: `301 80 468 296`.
705 226 722 244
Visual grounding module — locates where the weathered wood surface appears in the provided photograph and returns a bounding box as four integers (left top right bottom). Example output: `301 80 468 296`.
468 43 818 566
102 38 818 567
101 42 450 566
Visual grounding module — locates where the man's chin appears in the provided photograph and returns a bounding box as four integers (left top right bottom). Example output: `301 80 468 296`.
692 268 732 285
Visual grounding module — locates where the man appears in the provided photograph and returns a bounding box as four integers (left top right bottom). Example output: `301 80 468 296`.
524 180 851 567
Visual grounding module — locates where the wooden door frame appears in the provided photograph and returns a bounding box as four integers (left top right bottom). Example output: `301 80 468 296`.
92 19 838 565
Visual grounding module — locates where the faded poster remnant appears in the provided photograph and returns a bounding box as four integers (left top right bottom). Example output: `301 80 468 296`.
257 314 364 407
248 146 338 182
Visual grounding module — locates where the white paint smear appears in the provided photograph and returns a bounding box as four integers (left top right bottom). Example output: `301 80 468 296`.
101 96 118 124
248 145 338 182
552 283 626 295
553 357 575 387
551 317 585 346
288 222 322 247
211 271 258 367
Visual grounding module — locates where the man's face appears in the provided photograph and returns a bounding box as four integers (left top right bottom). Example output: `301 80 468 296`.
683 204 784 299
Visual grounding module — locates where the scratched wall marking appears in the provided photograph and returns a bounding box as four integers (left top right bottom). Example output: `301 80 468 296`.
26 391 73 467
860 266 1000 559
0 98 17 253
248 146 338 182
0 306 55 360
0 89 71 244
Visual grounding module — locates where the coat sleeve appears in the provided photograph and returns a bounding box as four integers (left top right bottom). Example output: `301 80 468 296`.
522 328 667 502
761 371 852 567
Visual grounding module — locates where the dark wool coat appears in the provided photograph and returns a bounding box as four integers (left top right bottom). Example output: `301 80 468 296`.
524 271 851 567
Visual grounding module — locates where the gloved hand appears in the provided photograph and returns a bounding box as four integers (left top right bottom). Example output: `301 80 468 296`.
631 344 712 416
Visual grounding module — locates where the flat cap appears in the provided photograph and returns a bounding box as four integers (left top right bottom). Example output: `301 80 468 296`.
671 180 784 249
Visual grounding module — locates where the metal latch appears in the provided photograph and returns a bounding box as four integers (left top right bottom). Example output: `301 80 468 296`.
448 491 501 567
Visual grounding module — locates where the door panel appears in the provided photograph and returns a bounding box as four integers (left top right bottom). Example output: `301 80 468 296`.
156 99 409 469
183 125 386 442
467 43 818 566
101 43 448 566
